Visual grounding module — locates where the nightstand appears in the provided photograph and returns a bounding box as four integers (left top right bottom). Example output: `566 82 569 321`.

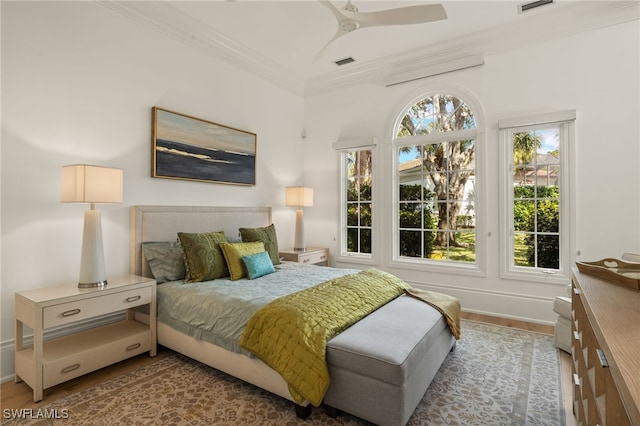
279 247 329 266
14 275 156 402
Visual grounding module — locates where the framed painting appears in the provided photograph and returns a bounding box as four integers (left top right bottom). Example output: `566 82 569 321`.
152 107 256 186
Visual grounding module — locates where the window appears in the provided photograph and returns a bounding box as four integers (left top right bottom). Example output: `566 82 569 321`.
499 111 575 283
341 149 372 256
394 93 478 265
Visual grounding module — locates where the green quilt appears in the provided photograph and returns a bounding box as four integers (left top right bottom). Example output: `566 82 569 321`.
239 268 410 406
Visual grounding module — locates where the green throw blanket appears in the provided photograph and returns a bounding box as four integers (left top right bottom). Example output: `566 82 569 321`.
239 268 462 407
239 268 410 406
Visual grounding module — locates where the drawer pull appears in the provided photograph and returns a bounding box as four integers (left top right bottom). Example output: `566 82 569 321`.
320 255 326 260
573 374 581 386
61 308 81 317
573 331 580 341
596 349 609 368
302 258 310 263
126 343 141 352
126 295 142 303
61 363 80 374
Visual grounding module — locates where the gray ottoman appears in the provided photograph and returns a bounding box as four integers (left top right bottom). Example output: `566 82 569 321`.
324 295 456 426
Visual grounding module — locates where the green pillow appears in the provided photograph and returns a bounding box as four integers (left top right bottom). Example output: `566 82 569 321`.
239 224 280 265
177 231 229 283
242 251 275 280
219 241 265 280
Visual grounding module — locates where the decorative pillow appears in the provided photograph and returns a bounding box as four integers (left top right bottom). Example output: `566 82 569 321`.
239 224 280 265
141 240 185 284
219 241 266 280
242 251 275 280
177 231 229 283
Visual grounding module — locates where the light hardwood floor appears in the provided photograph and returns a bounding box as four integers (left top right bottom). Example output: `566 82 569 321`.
1 312 576 425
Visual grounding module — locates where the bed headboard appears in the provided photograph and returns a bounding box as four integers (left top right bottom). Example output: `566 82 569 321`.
130 205 272 278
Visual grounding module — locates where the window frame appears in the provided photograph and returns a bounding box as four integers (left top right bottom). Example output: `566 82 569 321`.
337 146 376 263
389 91 486 277
499 111 576 285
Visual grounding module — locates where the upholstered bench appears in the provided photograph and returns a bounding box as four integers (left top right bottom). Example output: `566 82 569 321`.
324 294 456 426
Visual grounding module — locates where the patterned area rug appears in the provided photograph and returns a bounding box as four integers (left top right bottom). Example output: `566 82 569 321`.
6 321 564 425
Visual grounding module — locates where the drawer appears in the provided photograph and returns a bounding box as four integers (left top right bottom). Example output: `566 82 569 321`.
44 287 152 328
300 250 328 265
43 321 150 388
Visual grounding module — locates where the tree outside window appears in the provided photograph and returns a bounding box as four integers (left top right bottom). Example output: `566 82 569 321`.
395 94 477 263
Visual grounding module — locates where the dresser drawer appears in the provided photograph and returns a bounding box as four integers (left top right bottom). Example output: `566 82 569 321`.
42 321 150 388
299 250 328 265
44 287 152 328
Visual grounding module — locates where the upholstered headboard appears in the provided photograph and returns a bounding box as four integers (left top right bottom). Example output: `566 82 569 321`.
130 205 272 278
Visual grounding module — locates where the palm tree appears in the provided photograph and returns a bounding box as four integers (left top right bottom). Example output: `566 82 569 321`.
513 132 541 184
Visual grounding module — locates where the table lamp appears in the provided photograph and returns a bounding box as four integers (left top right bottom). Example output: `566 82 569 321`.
61 164 123 288
285 186 314 252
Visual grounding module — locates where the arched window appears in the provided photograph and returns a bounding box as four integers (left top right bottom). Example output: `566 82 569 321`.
394 93 479 266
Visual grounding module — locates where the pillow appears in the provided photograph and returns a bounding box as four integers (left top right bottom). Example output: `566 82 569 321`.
219 241 266 280
242 251 275 280
239 224 280 265
177 231 229 283
141 240 185 284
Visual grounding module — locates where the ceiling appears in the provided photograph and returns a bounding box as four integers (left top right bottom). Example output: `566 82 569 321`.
99 1 639 96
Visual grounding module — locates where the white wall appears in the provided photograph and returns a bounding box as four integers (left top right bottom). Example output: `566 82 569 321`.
1 1 304 379
303 20 640 323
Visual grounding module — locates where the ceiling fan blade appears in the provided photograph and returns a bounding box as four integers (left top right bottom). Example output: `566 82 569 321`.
357 4 447 28
316 1 360 61
314 27 350 62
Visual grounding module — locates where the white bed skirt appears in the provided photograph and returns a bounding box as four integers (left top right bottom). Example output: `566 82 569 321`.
135 311 298 404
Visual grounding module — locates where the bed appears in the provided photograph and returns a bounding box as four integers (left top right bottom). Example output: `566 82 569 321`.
130 205 458 425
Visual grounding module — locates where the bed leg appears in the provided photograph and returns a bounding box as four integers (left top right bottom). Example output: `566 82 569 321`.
450 341 457 352
325 405 340 418
295 403 312 420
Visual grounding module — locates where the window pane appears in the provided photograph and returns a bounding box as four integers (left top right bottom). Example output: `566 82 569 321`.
536 200 559 233
346 152 357 177
400 202 421 228
360 203 372 227
400 230 422 257
535 234 559 269
360 229 372 254
347 203 358 226
347 179 357 201
514 200 534 232
347 228 358 252
513 233 530 266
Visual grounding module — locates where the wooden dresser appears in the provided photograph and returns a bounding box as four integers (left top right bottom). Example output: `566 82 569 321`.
571 268 640 425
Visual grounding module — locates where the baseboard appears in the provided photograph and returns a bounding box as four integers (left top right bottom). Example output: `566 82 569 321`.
1 312 126 383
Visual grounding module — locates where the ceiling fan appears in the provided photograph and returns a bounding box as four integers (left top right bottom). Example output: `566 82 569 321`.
317 0 447 59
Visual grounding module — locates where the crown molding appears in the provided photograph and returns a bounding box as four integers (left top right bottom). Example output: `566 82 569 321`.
96 1 638 99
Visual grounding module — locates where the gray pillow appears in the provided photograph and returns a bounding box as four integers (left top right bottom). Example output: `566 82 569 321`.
141 240 185 284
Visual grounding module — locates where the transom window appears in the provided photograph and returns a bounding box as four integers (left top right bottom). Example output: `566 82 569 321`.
394 93 477 264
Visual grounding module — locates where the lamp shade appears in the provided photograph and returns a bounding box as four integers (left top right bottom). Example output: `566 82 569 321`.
285 186 314 207
61 164 123 204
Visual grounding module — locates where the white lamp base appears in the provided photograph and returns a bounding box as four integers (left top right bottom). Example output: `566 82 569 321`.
293 208 306 252
78 209 108 288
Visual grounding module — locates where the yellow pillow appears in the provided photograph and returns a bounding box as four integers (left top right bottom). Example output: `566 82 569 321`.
219 241 265 280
